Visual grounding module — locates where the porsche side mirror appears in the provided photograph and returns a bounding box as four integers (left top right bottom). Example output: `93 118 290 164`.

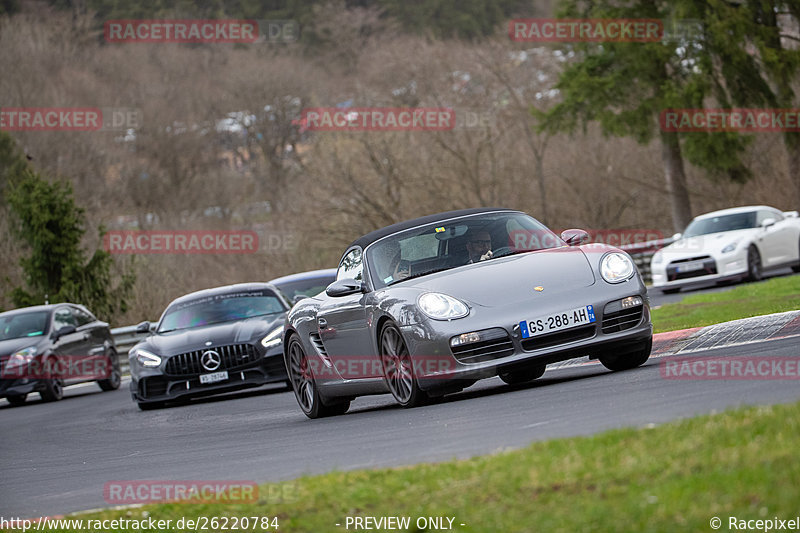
761 218 776 229
135 321 151 334
54 325 77 339
326 279 364 297
560 229 590 246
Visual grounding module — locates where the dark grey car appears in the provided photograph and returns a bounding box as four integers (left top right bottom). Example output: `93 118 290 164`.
283 208 653 418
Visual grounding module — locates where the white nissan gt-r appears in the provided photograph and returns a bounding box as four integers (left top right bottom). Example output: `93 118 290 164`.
651 205 800 294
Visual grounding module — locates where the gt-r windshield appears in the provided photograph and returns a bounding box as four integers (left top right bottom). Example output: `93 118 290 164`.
0 311 49 341
683 212 757 238
366 212 563 289
158 290 286 333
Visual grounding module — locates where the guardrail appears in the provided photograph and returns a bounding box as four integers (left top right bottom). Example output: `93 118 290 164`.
619 237 676 284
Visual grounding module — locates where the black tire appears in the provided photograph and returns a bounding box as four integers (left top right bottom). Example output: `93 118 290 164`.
6 394 27 406
746 245 763 281
286 334 350 418
499 365 546 385
98 350 122 391
379 322 430 408
137 401 166 411
793 239 800 273
599 339 652 371
39 357 64 402
661 288 680 294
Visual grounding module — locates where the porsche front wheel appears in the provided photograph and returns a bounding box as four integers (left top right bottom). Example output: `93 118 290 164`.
379 323 430 408
286 334 349 419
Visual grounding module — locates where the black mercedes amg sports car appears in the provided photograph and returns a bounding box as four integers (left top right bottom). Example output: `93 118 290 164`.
283 208 653 418
129 283 290 410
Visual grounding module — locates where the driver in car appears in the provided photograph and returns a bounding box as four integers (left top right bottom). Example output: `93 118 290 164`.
466 230 493 263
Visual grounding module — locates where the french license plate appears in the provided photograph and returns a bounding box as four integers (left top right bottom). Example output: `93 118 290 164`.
199 371 228 384
676 260 705 273
519 305 596 339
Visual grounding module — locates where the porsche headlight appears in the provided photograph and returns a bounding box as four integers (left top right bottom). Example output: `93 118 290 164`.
721 240 740 253
135 348 162 367
600 252 635 283
418 293 469 320
260 326 283 349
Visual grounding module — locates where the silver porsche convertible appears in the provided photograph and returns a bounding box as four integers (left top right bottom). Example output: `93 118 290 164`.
283 208 653 418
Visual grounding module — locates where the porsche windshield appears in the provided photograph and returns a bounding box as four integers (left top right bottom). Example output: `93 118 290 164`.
367 212 562 289
0 311 49 341
158 290 286 333
683 212 758 238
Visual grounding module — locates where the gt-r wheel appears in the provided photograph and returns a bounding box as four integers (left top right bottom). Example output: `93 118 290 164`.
793 239 800 273
6 394 27 407
747 245 763 281
286 334 349 419
379 322 429 408
499 365 546 385
599 338 652 371
98 350 121 391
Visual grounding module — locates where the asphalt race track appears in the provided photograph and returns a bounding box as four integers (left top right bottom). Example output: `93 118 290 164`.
2 336 799 518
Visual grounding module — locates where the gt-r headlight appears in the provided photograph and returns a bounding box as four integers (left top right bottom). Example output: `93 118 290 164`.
134 348 162 367
651 250 663 265
261 326 283 349
418 292 469 320
600 252 635 283
721 240 740 253
6 346 37 370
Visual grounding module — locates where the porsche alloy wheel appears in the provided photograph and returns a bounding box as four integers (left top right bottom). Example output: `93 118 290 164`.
287 334 349 418
379 323 429 408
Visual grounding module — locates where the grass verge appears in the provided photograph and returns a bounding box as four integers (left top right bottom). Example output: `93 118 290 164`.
13 400 800 533
651 275 800 333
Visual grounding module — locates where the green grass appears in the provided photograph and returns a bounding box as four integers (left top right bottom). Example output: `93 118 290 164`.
12 401 800 533
651 275 800 333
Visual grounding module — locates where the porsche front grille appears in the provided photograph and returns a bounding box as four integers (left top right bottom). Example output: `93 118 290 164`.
451 332 514 364
602 305 644 334
164 344 258 376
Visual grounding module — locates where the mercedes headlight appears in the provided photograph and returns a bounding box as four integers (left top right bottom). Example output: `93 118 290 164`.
135 348 162 367
418 293 469 320
260 326 283 349
600 252 635 283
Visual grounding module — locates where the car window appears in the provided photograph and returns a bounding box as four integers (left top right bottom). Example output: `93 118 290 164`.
366 212 562 289
158 289 286 333
757 210 782 225
0 311 49 340
53 307 78 330
683 212 757 237
72 307 95 327
337 248 364 281
275 275 336 302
